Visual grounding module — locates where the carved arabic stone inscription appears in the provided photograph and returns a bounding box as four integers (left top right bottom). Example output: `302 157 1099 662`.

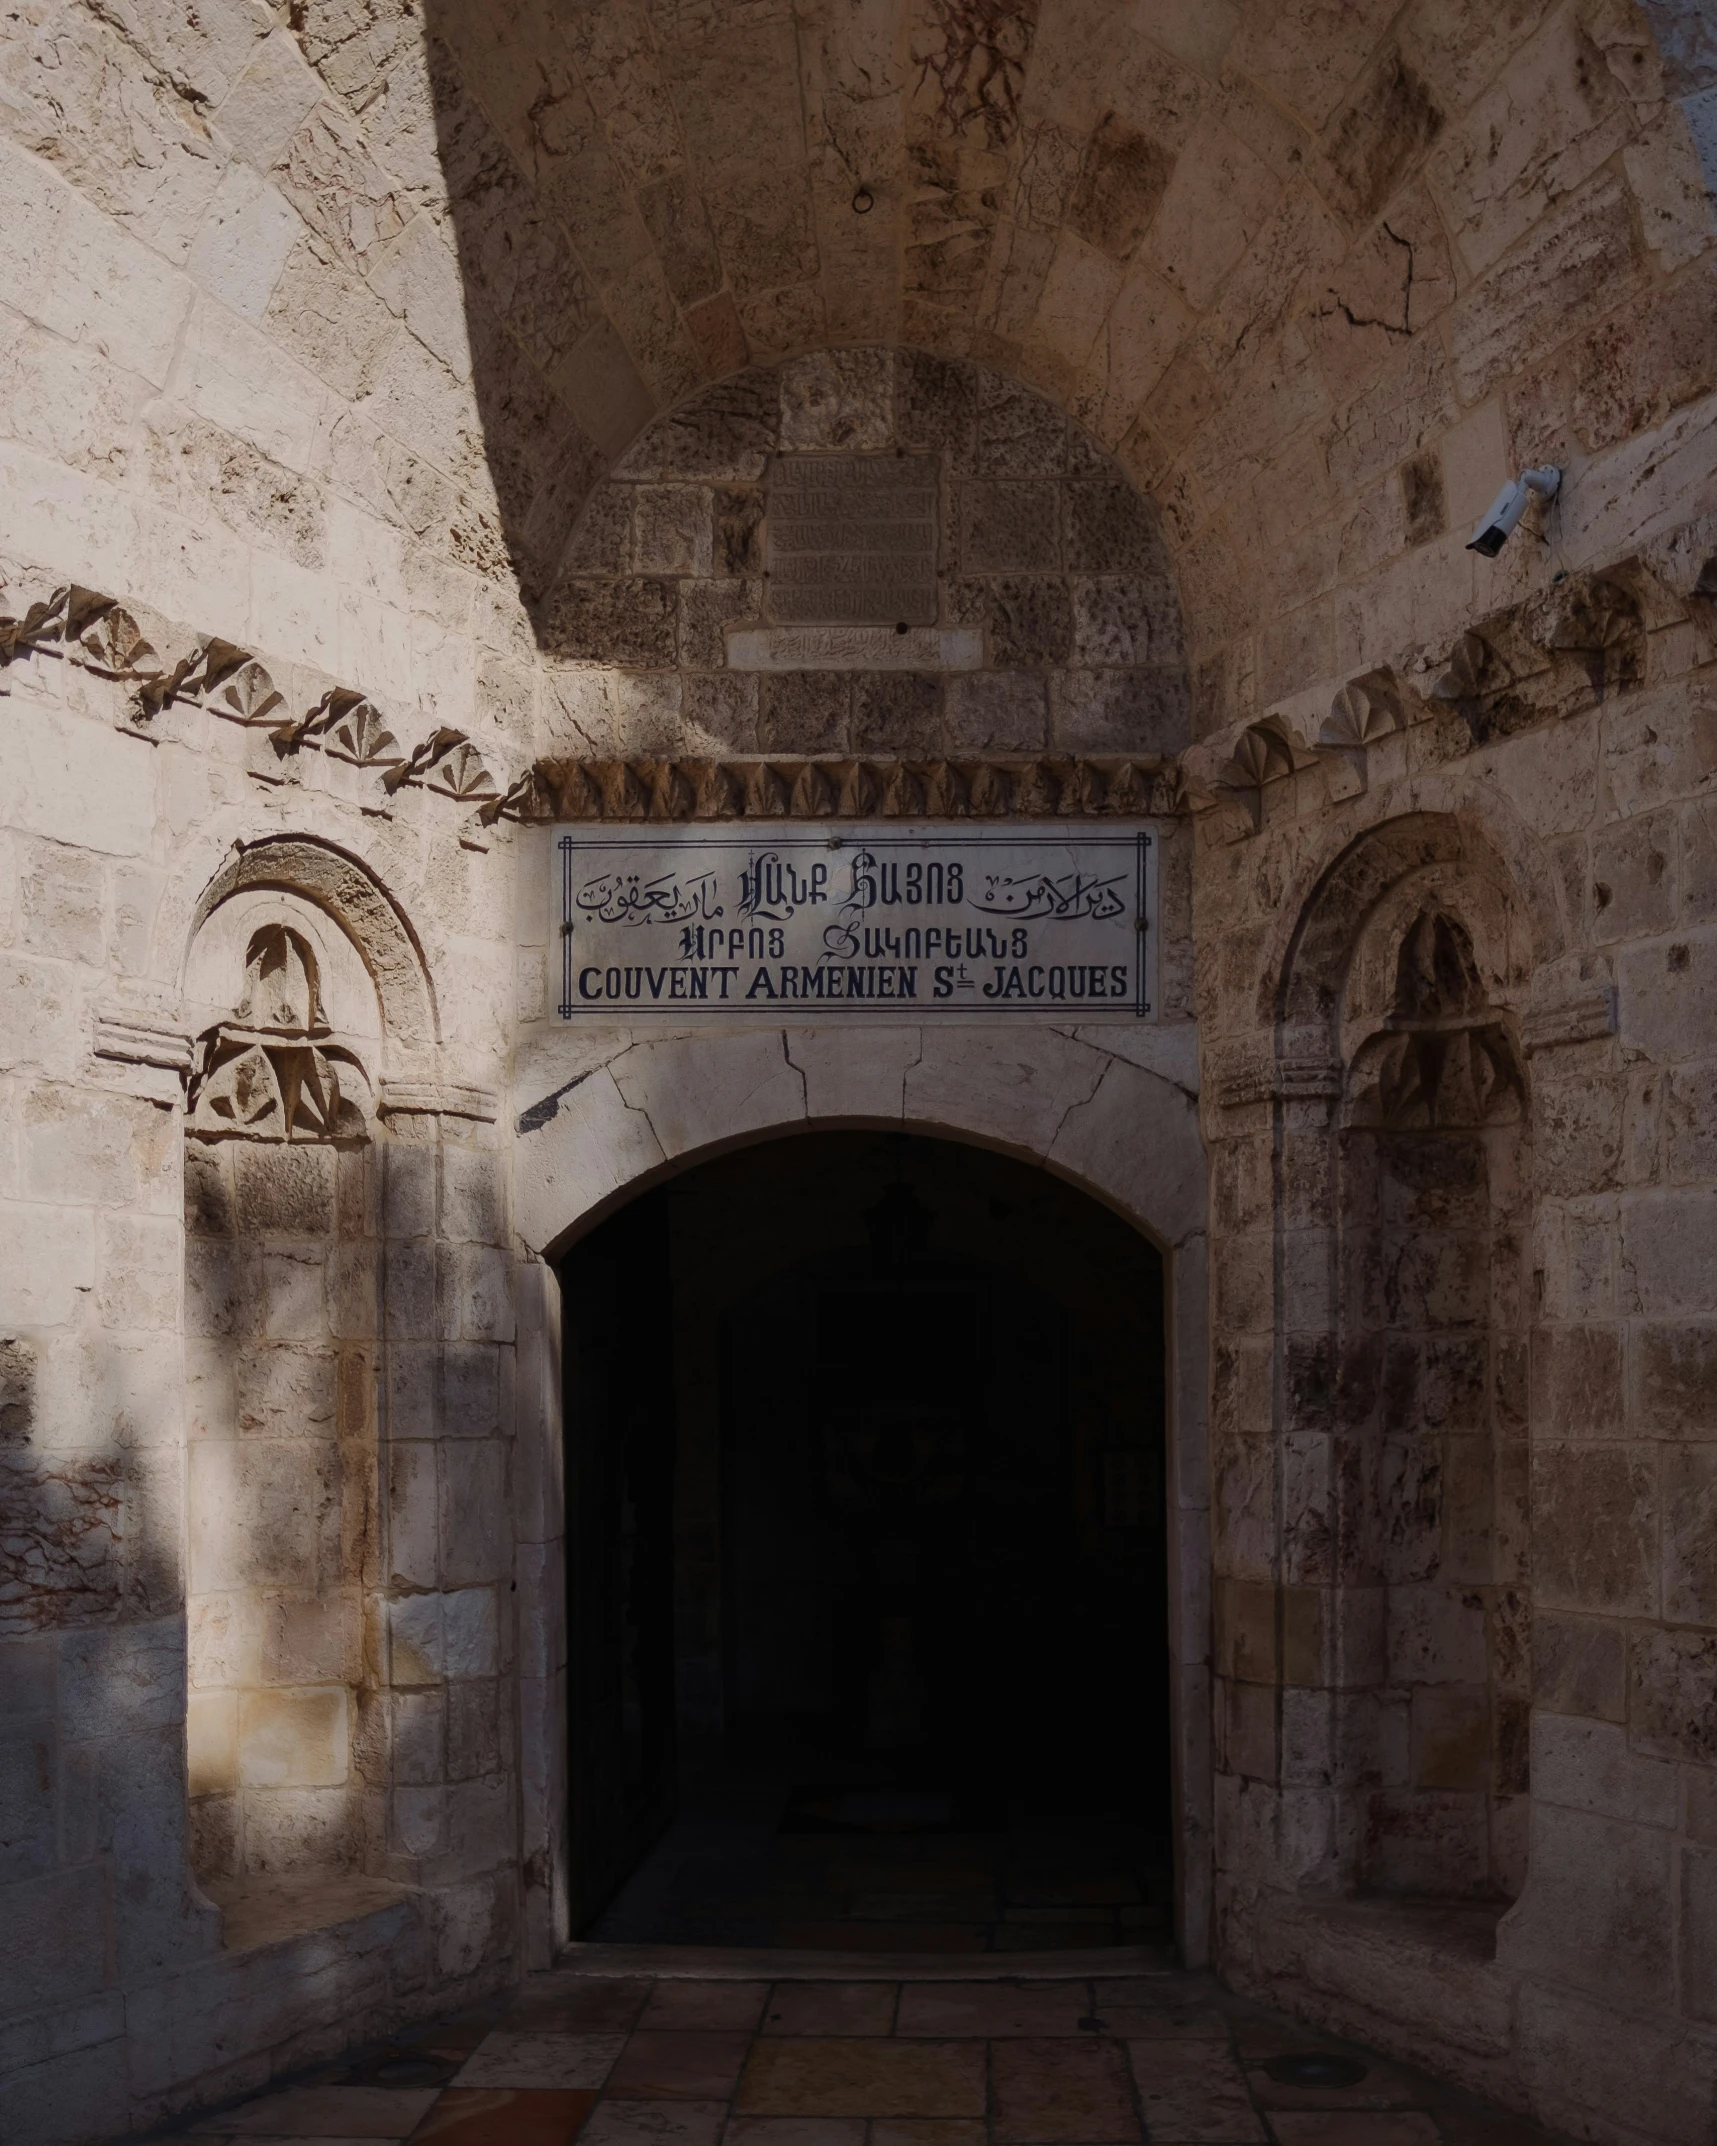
767 454 939 626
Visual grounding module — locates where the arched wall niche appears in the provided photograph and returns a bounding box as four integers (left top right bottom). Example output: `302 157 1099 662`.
175 830 514 1918
530 349 1192 769
1212 805 1544 1912
180 881 387 1893
505 1025 1211 1967
184 835 441 1065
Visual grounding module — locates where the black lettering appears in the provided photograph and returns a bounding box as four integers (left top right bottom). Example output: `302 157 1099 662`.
691 969 709 1000
745 966 777 1000
670 968 688 1000
1028 965 1045 998
898 966 918 1000
579 966 603 1000
715 967 738 999
934 965 953 999
948 862 964 902
1111 965 1129 996
1012 927 1027 958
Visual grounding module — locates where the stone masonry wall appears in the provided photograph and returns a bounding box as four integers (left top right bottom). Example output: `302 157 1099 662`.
538 351 1189 766
0 0 1715 2142
1194 521 1717 2145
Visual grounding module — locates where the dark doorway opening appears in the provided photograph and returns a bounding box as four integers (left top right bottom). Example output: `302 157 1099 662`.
559 1132 1172 1950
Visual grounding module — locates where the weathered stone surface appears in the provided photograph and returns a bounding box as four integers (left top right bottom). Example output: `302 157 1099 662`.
1 0 1715 2130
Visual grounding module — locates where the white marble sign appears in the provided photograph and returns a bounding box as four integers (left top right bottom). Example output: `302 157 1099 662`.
555 824 1156 1022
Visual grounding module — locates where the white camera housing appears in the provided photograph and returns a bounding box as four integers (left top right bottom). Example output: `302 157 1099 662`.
1467 465 1561 557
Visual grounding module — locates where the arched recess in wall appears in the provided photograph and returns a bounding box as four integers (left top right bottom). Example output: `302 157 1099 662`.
529 351 1192 770
177 837 438 1895
184 836 441 1065
506 1025 1211 1962
1268 811 1545 1903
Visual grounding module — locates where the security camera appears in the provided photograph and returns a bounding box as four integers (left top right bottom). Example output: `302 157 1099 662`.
1466 466 1561 557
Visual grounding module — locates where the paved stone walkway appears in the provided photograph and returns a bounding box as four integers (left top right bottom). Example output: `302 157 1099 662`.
163 1963 1570 2146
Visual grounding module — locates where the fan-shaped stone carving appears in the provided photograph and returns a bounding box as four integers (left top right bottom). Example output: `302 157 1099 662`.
387 727 500 801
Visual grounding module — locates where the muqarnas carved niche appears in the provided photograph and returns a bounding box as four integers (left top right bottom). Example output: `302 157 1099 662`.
188 925 370 1143
1359 911 1522 1131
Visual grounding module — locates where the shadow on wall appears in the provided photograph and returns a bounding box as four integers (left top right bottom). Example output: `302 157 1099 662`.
414 0 1193 766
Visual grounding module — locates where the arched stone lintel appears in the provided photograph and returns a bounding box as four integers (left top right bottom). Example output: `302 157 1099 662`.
513 1024 1206 1262
185 834 440 1060
1265 782 1569 1043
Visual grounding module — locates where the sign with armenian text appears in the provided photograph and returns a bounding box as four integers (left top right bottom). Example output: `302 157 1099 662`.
554 826 1155 1023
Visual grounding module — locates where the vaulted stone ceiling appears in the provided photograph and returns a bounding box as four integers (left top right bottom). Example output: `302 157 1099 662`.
4 0 1711 727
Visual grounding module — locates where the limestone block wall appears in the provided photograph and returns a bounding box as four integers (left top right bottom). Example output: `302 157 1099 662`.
0 0 1715 2143
1193 504 1717 2144
539 353 1189 766
0 570 524 2144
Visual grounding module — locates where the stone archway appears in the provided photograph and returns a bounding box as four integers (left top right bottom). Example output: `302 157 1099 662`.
509 1018 1210 1965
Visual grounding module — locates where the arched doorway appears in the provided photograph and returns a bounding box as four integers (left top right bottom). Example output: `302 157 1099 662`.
558 1131 1172 1950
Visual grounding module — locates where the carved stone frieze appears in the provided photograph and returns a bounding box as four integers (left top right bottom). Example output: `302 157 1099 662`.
523 754 1182 823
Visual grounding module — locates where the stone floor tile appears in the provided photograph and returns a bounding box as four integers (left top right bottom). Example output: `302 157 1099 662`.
869 2124 987 2146
412 2088 599 2146
641 1984 771 2031
456 2033 628 2090
607 2032 754 2099
1126 2041 1264 2144
508 1984 654 2032
1098 2004 1228 2039
734 2039 986 2118
1093 1980 1197 2005
896 1984 1093 2037
1224 2013 1354 2062
761 1985 899 2036
193 2088 441 2137
579 2101 730 2146
722 2120 868 2146
1266 2117 1440 2145
989 2037 1140 2143
1433 2113 1564 2145
1246 2052 1429 2109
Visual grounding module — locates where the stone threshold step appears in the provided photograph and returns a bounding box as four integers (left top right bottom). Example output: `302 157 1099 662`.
553 1941 1180 1980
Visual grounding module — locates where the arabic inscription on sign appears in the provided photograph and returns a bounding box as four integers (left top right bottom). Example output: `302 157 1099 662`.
767 454 939 626
555 825 1155 1022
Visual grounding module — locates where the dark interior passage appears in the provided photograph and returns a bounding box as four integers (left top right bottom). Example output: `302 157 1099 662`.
559 1133 1172 1950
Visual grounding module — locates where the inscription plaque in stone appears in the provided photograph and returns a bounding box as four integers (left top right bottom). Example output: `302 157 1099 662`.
766 454 939 626
553 823 1156 1025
